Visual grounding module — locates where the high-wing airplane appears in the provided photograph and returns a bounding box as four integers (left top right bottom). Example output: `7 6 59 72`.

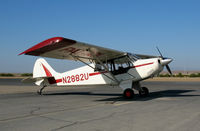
19 37 173 99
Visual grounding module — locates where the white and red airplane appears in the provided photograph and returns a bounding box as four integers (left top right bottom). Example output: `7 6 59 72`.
19 37 172 98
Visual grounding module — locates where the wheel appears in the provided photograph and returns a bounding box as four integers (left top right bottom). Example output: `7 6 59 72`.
139 87 149 97
123 89 134 99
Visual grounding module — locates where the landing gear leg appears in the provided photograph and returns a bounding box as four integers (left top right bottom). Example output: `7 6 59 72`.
37 85 46 95
132 82 149 97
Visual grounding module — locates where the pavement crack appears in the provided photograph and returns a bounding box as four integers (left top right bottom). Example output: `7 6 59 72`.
39 115 71 123
79 112 116 124
51 112 118 131
0 104 101 123
0 107 42 122
0 115 32 122
51 122 78 131
30 107 70 123
30 107 41 115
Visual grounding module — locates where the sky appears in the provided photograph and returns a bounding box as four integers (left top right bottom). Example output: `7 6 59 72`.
0 0 200 73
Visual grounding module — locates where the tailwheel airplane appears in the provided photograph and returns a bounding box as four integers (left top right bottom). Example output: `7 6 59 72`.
19 37 173 99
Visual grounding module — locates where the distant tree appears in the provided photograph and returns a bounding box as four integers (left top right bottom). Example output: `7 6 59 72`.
197 73 200 77
21 73 33 77
176 73 184 77
158 73 171 77
189 73 200 77
0 73 14 77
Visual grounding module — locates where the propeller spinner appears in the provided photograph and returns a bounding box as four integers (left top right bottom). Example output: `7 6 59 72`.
156 47 173 75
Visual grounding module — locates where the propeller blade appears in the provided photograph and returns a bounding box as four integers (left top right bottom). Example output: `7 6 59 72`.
156 46 164 58
156 47 173 75
166 65 172 75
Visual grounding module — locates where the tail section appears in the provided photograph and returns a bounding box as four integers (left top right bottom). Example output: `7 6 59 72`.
33 58 58 78
32 58 60 86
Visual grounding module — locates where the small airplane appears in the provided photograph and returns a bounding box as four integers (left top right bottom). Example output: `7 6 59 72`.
19 37 173 99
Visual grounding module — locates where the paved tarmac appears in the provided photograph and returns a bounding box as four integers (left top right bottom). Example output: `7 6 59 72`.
0 78 200 131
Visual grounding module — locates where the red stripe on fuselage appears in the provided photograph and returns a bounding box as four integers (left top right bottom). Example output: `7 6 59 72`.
132 62 154 68
89 71 107 76
56 79 62 83
89 72 101 76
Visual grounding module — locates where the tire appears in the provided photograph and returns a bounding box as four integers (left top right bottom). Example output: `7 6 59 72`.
139 87 149 97
123 89 134 99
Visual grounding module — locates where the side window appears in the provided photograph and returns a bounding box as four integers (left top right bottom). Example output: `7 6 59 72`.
94 55 134 74
122 63 128 68
94 64 103 71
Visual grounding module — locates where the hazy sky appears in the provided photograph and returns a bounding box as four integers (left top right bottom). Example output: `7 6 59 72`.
0 0 200 73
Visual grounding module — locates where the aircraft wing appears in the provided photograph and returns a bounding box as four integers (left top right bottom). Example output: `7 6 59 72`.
19 37 126 63
135 54 159 59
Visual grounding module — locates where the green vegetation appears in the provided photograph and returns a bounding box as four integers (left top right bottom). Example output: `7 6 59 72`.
20 73 33 77
189 73 200 77
0 73 32 77
0 73 14 77
158 72 200 77
158 74 172 77
176 73 184 77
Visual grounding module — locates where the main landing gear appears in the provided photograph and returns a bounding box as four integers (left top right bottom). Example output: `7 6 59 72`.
139 87 149 97
37 85 46 95
123 89 134 99
123 82 149 99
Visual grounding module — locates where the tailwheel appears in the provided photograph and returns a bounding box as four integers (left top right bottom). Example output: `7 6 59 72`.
37 85 46 95
123 89 134 99
139 87 149 97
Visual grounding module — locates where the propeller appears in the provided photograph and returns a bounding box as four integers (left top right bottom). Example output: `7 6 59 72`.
156 47 173 75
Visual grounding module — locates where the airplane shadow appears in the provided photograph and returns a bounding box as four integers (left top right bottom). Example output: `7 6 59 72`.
45 92 120 97
45 89 200 102
97 89 199 102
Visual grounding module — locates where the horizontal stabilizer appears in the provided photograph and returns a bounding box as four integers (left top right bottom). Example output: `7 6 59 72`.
22 77 38 83
22 76 57 86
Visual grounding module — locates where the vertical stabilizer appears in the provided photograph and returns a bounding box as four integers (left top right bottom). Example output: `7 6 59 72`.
33 58 58 78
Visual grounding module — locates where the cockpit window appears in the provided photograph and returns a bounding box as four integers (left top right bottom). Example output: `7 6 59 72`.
94 54 136 75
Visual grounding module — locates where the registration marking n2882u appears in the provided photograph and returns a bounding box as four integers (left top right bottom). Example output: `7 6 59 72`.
62 73 89 83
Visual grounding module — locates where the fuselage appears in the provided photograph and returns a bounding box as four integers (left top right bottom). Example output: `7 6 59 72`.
49 58 163 86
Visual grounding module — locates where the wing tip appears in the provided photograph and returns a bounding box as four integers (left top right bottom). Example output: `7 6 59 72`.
18 51 26 55
18 52 24 55
18 37 65 56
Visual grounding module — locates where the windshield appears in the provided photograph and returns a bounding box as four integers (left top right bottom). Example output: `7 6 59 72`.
127 53 140 61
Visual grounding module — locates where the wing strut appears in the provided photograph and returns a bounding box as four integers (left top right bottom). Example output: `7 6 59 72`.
71 54 119 85
87 48 120 85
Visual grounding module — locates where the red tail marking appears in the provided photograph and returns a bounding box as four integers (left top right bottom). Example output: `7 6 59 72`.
41 64 52 77
41 64 62 84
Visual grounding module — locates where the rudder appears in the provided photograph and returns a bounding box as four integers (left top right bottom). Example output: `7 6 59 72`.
33 58 58 78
